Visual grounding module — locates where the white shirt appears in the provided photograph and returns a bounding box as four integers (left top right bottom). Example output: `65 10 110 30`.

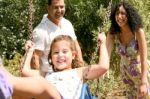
45 69 83 99
32 14 77 72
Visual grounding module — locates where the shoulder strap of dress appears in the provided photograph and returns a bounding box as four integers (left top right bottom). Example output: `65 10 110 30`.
134 32 137 40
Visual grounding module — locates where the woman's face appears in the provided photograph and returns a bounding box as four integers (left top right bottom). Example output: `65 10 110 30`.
51 40 75 71
115 5 128 27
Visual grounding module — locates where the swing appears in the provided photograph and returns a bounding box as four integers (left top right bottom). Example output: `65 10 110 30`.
25 0 112 99
80 83 97 99
79 0 112 98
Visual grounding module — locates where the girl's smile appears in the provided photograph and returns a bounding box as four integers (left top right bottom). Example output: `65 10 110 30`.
51 40 75 71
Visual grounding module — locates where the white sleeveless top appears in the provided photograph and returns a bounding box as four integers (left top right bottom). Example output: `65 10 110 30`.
45 69 83 99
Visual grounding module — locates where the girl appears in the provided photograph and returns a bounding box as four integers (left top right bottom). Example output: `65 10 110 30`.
21 33 109 99
106 1 150 98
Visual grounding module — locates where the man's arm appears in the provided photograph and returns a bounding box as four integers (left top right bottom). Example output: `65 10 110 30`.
31 50 43 70
74 40 84 64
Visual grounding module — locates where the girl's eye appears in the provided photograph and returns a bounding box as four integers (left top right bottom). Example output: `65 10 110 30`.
63 50 68 53
53 51 59 54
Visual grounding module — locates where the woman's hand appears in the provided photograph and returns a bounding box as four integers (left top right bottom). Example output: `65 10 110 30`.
139 83 148 98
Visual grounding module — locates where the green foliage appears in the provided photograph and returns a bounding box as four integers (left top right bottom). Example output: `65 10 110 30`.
65 0 111 63
0 0 29 58
88 70 126 98
0 0 150 97
4 53 22 76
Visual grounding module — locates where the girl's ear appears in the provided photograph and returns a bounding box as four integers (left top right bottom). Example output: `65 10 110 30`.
72 51 77 60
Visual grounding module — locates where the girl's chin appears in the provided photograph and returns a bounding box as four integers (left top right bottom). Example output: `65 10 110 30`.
55 66 66 70
56 67 72 71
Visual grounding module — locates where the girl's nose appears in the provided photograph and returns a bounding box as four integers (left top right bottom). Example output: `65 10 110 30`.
58 52 63 56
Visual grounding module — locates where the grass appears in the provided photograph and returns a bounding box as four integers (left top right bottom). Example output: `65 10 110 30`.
88 70 126 98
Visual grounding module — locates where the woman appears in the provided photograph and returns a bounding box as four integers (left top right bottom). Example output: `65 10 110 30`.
106 1 150 98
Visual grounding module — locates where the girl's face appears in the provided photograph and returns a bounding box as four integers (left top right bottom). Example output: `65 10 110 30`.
115 5 128 27
51 40 75 71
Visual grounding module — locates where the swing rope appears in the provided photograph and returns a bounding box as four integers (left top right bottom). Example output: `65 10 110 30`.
28 0 34 40
90 0 112 64
21 0 34 69
87 0 112 96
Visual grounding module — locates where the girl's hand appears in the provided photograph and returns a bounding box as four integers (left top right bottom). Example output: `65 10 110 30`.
139 83 148 98
98 32 106 45
25 40 35 52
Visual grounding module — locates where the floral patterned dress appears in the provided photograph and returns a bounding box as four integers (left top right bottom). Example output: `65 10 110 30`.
115 35 150 99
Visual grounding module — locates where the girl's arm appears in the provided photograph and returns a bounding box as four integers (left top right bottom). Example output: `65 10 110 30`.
137 28 148 84
82 33 109 80
21 42 41 77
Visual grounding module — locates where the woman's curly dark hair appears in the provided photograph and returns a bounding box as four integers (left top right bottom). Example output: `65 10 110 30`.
109 1 143 34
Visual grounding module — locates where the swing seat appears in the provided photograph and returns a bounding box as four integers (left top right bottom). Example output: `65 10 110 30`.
80 83 97 99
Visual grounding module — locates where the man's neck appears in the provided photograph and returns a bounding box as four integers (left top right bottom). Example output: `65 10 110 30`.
47 16 61 26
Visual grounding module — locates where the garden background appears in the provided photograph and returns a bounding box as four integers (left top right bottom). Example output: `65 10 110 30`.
0 0 150 98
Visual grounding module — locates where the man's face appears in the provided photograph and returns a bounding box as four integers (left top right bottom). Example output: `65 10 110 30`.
47 0 65 24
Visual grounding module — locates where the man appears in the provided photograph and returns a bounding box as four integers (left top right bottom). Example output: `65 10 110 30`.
29 0 83 73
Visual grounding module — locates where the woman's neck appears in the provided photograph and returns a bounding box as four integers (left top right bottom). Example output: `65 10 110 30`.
119 25 134 46
120 24 131 34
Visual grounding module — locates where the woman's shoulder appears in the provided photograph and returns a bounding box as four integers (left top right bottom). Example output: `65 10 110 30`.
136 28 144 34
135 28 145 37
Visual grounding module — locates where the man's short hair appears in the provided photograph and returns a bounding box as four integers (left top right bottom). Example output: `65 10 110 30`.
48 0 52 5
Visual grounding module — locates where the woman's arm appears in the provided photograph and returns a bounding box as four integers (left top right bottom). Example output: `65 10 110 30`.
137 28 148 84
